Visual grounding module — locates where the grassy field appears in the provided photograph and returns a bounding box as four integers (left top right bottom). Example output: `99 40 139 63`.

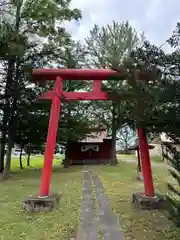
118 153 164 163
0 156 83 240
9 155 62 170
150 155 164 163
0 156 179 239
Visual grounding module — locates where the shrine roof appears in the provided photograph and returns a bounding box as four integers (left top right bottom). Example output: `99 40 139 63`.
32 68 153 81
80 128 108 143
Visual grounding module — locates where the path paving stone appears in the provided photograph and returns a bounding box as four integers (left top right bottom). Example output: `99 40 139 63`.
76 168 98 240
92 173 124 240
76 167 124 240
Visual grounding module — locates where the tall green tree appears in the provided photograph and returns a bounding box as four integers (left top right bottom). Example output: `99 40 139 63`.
14 40 94 170
84 21 142 165
160 22 180 226
128 27 180 227
0 0 81 176
130 40 180 134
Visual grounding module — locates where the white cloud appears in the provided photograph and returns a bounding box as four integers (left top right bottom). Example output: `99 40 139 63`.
69 0 180 52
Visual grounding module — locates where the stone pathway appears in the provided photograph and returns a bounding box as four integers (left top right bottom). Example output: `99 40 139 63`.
76 167 124 240
76 168 98 240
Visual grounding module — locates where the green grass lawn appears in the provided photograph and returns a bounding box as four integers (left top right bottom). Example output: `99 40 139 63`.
10 155 62 170
118 153 164 163
117 154 135 158
0 157 83 240
150 155 164 163
0 157 179 239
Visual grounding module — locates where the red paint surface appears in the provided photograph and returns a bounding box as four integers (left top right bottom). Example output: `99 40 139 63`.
67 139 112 164
39 77 63 197
39 90 131 101
33 68 152 81
93 80 102 92
137 128 155 197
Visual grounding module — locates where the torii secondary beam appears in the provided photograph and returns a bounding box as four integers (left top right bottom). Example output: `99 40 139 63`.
39 90 131 101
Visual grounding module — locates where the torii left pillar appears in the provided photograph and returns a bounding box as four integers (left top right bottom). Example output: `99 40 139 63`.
22 77 62 212
39 76 62 196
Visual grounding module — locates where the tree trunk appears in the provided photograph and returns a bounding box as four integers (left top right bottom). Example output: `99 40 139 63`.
111 126 117 165
161 143 166 163
27 154 30 167
0 0 22 173
64 145 70 168
0 132 6 173
136 149 143 180
19 146 23 169
0 59 15 173
3 95 18 178
27 143 31 167
124 145 128 154
3 135 13 179
110 102 117 165
137 149 141 172
64 92 72 168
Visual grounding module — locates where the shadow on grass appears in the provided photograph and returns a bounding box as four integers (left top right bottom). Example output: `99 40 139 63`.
9 165 84 180
8 162 134 181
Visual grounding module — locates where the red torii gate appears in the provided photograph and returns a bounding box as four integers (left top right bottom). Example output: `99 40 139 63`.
32 68 155 199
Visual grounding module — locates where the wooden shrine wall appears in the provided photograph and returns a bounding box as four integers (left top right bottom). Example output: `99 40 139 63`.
67 139 112 164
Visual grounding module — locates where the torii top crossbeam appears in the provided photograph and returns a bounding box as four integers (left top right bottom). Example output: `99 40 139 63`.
32 68 152 81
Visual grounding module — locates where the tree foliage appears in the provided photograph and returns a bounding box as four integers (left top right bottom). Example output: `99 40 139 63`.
84 21 142 165
159 22 180 226
0 0 82 174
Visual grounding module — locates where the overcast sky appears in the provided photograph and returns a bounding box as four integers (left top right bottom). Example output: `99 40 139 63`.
68 0 180 52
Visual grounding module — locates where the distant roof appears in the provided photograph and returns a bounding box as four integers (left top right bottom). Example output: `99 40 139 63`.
89 126 107 132
160 133 173 143
128 143 155 151
151 133 174 144
80 128 108 143
150 136 161 144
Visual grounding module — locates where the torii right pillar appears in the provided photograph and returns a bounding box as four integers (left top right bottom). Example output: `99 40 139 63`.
137 128 154 196
132 127 164 209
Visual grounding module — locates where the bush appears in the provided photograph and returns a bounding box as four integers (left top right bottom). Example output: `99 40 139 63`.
166 141 180 226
